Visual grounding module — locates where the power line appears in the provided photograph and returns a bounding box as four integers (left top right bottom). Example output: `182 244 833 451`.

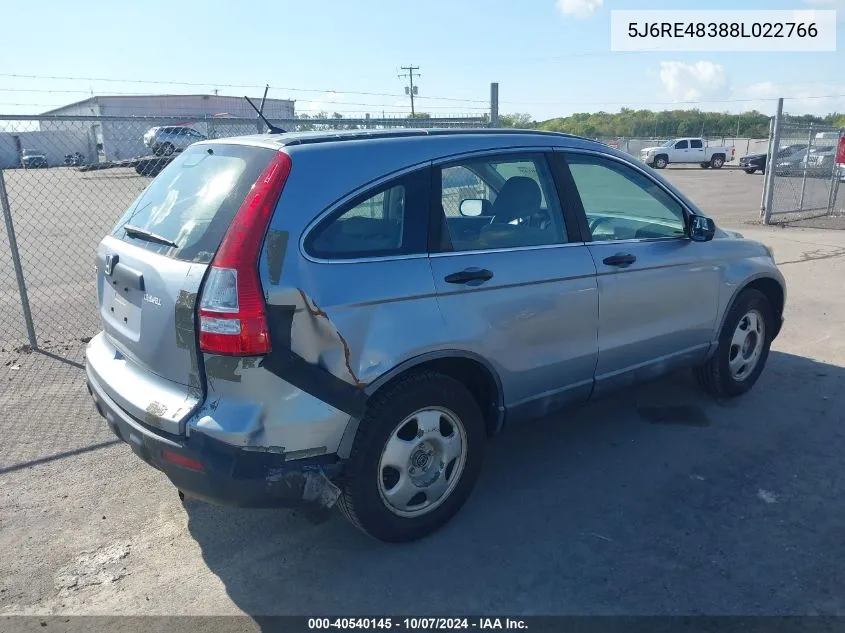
0 72 490 104
0 100 487 114
499 94 845 107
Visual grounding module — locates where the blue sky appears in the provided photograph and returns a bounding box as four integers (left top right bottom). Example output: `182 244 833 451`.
0 0 842 120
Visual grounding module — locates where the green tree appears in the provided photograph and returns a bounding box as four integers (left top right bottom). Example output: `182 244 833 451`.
537 108 776 138
499 113 534 128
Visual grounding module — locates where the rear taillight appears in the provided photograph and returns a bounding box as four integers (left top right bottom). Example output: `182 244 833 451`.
199 151 292 356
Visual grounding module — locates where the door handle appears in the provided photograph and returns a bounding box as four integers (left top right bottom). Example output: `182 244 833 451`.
444 267 494 284
602 253 636 266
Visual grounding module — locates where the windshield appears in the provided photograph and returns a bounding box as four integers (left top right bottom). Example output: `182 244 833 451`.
660 140 675 147
110 143 275 263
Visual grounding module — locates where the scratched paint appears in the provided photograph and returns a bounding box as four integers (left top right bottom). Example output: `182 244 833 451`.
205 356 243 383
145 401 168 426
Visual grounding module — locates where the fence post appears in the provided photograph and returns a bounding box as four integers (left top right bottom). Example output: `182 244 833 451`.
799 122 813 212
490 82 499 128
0 170 37 350
761 98 784 224
827 128 844 214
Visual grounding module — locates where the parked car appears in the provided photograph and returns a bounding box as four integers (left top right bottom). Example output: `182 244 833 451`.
63 152 85 166
143 126 207 156
803 147 845 181
640 137 735 169
739 144 808 175
774 145 837 178
86 129 786 542
20 149 48 169
807 146 836 170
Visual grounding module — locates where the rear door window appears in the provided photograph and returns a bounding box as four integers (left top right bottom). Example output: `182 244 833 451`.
441 166 491 217
436 153 568 252
305 168 430 259
111 144 275 263
690 139 703 149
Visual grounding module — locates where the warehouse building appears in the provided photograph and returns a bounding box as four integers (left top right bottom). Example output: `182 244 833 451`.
36 94 295 163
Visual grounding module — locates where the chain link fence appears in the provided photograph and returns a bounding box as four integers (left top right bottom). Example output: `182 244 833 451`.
0 113 486 469
596 137 770 162
762 119 844 225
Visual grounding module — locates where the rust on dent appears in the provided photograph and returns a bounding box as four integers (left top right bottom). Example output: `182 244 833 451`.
297 289 328 319
296 289 368 388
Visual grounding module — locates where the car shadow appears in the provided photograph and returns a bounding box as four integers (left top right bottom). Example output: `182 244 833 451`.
184 350 845 616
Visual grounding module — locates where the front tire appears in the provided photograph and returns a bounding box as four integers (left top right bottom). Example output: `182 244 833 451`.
161 142 175 156
744 168 757 174
695 289 774 398
653 155 668 169
339 371 485 542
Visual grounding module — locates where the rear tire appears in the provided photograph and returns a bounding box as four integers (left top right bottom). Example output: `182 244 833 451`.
338 371 485 542
694 289 774 398
699 163 710 169
744 168 757 174
710 154 725 169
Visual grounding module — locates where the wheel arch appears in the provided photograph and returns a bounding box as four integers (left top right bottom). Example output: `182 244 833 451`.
337 351 505 459
715 274 785 346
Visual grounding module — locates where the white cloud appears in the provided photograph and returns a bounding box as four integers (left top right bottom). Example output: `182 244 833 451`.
744 82 781 100
298 92 351 116
802 0 844 21
734 81 845 115
659 61 729 102
556 0 602 18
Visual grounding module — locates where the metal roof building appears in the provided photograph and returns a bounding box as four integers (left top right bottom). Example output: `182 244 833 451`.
43 94 295 119
39 94 295 162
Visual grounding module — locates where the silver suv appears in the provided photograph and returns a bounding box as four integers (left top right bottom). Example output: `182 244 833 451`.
143 125 207 156
86 129 786 542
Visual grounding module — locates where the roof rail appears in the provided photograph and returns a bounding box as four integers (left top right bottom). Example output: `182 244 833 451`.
277 128 585 147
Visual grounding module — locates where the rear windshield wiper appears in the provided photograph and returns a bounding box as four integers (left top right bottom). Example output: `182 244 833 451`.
123 224 179 248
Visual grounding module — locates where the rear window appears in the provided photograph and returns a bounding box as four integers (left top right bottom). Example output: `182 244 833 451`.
111 144 275 263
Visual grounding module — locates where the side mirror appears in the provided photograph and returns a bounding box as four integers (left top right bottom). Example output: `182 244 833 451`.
688 214 716 242
459 199 485 217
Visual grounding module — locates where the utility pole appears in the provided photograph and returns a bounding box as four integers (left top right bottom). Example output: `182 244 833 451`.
398 65 420 117
490 82 499 127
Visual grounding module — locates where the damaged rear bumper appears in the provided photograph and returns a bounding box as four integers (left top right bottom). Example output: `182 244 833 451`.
86 366 343 509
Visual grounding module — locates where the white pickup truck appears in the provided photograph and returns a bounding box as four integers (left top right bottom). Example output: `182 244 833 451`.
640 137 735 170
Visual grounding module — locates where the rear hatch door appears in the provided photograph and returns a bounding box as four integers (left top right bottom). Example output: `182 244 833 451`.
92 142 277 433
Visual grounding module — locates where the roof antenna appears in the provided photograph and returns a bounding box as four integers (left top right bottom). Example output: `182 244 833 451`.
244 94 286 134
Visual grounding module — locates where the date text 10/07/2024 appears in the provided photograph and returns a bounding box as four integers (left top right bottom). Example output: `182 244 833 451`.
307 618 528 630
